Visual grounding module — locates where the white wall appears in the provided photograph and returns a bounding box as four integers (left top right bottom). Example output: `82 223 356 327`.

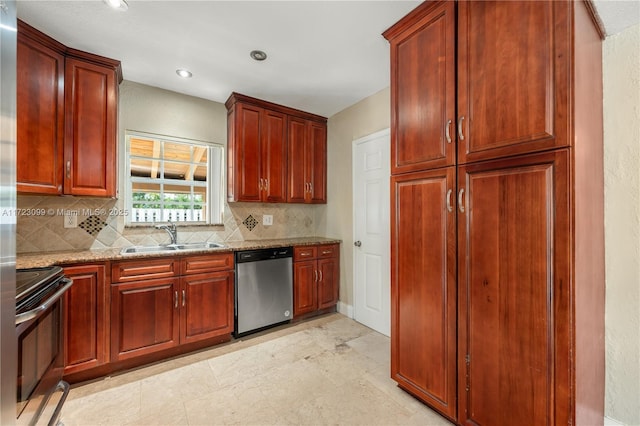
603 23 640 426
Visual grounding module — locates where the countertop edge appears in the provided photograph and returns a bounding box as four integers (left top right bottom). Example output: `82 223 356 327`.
16 237 342 269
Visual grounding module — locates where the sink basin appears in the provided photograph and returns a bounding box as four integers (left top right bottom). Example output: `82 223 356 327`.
172 242 225 250
120 245 178 254
120 242 225 255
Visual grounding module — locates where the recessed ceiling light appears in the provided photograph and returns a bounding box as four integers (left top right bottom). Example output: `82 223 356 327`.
250 50 267 61
176 69 193 79
103 0 128 11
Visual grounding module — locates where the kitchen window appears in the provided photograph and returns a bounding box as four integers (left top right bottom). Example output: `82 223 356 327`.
125 131 224 225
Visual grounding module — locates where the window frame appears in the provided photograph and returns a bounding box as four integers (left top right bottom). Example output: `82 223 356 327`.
124 131 224 226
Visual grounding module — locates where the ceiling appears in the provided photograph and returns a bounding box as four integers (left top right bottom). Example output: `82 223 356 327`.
17 1 640 118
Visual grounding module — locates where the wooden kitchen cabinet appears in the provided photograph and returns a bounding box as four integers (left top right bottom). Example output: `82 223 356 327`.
390 167 456 419
293 244 339 317
111 253 234 362
288 117 327 204
226 97 288 203
385 1 604 425
388 0 456 174
16 23 65 195
226 92 327 204
62 263 109 376
111 277 181 361
16 20 121 197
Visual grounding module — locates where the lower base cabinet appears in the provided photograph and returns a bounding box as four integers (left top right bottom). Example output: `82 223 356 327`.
110 254 234 362
63 264 109 375
293 244 339 317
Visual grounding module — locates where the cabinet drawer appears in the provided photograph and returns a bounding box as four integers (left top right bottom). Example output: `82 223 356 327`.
317 244 338 258
181 253 234 275
112 258 179 283
294 246 317 261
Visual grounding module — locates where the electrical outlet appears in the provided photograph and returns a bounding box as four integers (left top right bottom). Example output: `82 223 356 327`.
64 214 78 228
263 214 273 226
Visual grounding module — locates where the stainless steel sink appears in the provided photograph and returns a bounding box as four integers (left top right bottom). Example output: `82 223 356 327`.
120 242 224 255
172 242 225 250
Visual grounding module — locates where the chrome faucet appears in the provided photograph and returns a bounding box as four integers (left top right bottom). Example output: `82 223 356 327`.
155 220 178 245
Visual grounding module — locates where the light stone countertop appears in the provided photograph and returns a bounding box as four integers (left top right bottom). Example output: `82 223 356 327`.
16 237 342 269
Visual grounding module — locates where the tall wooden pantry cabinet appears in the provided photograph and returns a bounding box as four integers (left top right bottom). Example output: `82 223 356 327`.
384 1 605 425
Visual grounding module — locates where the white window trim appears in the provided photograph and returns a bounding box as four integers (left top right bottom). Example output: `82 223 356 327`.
124 130 224 226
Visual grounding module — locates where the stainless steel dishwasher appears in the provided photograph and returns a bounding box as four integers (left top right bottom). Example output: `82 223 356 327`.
235 247 293 336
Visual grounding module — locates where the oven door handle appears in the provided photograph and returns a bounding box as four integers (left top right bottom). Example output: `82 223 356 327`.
15 278 73 325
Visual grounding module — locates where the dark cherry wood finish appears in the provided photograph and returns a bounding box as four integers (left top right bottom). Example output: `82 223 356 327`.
457 1 570 164
385 2 604 425
64 57 118 197
293 244 339 317
62 264 109 375
17 20 121 197
17 22 65 194
390 167 457 420
457 150 570 425
181 271 234 344
111 277 180 361
110 254 234 362
384 1 456 174
226 92 327 204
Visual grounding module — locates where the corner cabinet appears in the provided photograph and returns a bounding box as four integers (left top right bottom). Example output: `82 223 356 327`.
385 1 605 425
226 92 327 204
17 20 121 197
110 254 234 362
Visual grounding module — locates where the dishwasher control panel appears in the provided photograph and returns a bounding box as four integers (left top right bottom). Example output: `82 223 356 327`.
236 247 293 263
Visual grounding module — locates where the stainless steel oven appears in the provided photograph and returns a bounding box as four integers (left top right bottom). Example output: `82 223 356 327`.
16 267 72 426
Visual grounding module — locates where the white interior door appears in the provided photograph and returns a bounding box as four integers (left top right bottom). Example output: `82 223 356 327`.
353 129 390 336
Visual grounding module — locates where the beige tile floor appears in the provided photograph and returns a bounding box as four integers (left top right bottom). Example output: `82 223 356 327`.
61 314 454 426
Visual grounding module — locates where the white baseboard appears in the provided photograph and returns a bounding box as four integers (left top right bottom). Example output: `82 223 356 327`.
337 302 353 318
605 416 625 426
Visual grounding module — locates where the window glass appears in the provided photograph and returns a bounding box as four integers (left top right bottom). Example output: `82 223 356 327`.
125 132 224 225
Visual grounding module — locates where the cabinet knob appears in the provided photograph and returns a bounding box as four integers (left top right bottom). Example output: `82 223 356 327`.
354 241 362 247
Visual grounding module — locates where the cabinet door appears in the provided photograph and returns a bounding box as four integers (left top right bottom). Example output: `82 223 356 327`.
181 271 234 344
111 278 180 362
457 1 570 164
391 166 457 420
317 257 339 309
16 33 65 195
457 150 570 425
231 103 262 202
287 116 307 203
64 58 117 197
293 260 317 316
261 109 288 202
307 122 327 203
62 264 108 375
388 1 456 173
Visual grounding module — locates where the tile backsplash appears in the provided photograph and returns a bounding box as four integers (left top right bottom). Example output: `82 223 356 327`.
16 195 320 253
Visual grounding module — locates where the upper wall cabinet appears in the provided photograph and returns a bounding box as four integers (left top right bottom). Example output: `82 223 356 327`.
385 0 573 171
226 93 327 204
17 21 122 197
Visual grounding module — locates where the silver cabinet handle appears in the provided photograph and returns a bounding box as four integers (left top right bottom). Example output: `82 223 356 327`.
309 182 313 194
174 291 178 308
354 241 362 247
445 119 452 144
314 270 318 282
66 161 71 179
458 188 465 213
446 189 453 213
182 289 186 307
458 116 465 141
319 270 323 282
